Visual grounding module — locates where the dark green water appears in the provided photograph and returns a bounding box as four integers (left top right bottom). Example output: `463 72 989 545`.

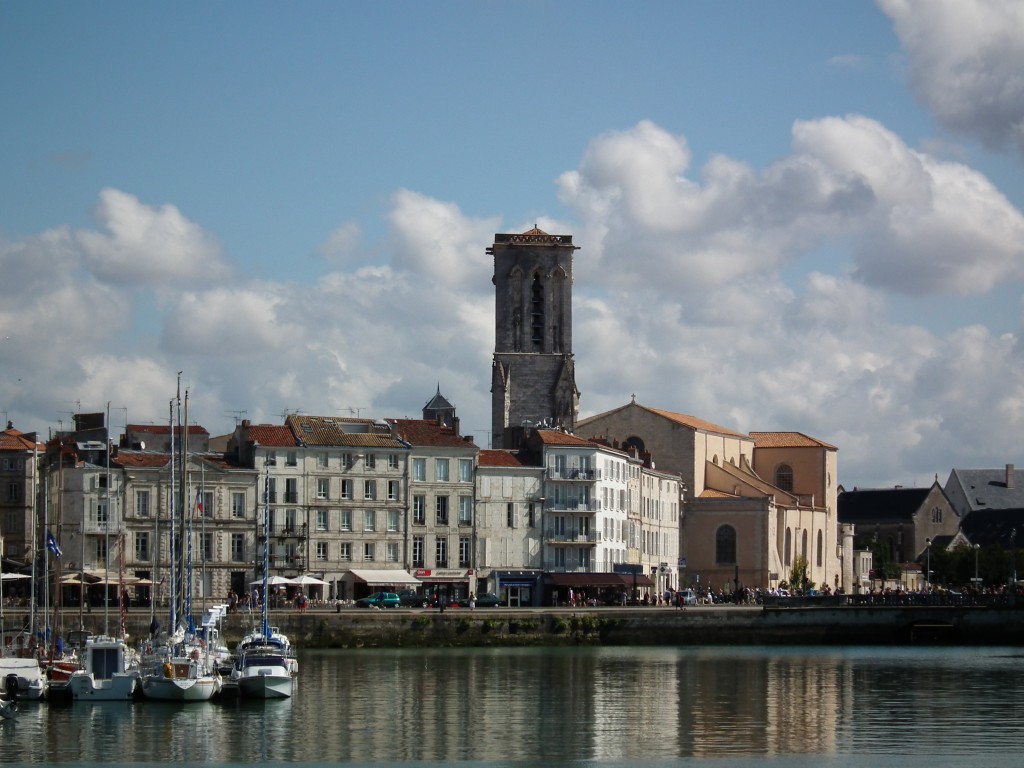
4 645 1024 766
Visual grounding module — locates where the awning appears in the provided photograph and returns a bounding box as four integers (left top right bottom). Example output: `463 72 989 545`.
347 569 420 586
546 572 654 588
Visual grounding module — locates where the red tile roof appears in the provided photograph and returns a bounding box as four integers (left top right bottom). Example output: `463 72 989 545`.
478 449 539 468
387 419 478 449
0 428 40 451
750 431 837 450
533 429 601 448
128 424 210 436
245 425 298 447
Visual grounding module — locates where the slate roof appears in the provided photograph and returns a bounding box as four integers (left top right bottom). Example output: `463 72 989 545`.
750 431 838 450
837 487 931 523
959 509 1024 548
948 468 1024 510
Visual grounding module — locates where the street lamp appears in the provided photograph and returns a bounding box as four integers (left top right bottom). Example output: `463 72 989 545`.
974 543 981 589
925 537 932 593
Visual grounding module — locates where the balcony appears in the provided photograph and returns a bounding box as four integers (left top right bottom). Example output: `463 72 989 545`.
544 530 601 545
546 499 598 513
547 467 601 481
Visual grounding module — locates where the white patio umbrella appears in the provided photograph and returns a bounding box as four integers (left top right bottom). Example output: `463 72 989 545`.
292 575 327 586
0 573 30 581
249 575 294 587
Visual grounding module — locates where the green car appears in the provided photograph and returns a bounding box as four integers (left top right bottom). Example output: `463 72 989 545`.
356 591 400 608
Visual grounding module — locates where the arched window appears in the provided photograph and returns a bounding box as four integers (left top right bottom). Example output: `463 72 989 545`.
623 436 645 455
530 273 544 345
816 530 824 567
775 464 794 493
716 525 737 565
801 529 808 560
784 528 792 566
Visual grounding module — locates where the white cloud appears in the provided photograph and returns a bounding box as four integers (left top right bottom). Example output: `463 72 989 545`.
77 188 232 285
879 0 1024 155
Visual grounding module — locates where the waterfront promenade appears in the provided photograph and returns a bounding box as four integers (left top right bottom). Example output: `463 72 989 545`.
11 597 1024 648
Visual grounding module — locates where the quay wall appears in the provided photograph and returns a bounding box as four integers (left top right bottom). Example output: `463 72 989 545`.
37 605 1024 649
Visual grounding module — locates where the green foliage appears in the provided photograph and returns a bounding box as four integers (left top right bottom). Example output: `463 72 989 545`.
789 555 815 591
550 616 569 634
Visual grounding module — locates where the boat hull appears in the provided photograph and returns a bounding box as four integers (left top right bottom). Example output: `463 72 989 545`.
140 674 219 702
0 658 47 701
69 671 139 701
236 669 293 699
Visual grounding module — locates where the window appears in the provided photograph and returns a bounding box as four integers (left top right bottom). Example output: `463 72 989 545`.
387 480 399 501
231 534 245 562
507 503 515 528
364 510 376 531
285 478 298 503
316 541 328 561
135 490 150 518
201 532 213 562
458 496 472 525
459 458 472 482
267 478 277 504
774 465 794 493
435 537 448 567
816 529 824 567
341 479 353 500
387 509 399 532
96 500 109 525
388 454 400 470
364 542 375 561
315 509 328 531
931 506 943 524
135 532 150 561
340 542 351 561
265 451 277 466
286 451 298 467
413 495 426 524
716 526 737 565
459 536 471 567
340 510 352 531
317 478 330 500
554 547 566 568
412 536 424 567
412 458 426 481
386 542 399 563
436 496 449 525
784 528 792 566
202 491 214 518
317 452 329 468
436 459 449 482
363 480 376 500
342 453 355 470
365 453 376 470
528 503 536 528
231 492 245 519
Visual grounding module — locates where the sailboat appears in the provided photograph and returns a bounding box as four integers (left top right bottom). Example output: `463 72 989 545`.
69 410 141 701
139 385 220 702
229 467 295 698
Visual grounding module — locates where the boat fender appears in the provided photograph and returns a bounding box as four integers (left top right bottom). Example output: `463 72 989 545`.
190 649 200 661
163 662 173 679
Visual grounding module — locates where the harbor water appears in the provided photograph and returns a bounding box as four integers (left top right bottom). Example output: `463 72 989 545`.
3 645 1024 767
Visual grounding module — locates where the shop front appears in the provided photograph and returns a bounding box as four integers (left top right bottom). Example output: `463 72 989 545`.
544 572 655 607
489 570 542 607
413 568 475 605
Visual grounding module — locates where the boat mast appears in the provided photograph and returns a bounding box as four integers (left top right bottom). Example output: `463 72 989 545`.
183 388 192 633
262 464 270 640
104 401 111 636
168 396 176 634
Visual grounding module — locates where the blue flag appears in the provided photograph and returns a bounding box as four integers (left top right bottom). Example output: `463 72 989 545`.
46 530 62 558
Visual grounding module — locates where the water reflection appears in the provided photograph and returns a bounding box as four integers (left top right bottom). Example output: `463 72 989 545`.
8 646 1024 765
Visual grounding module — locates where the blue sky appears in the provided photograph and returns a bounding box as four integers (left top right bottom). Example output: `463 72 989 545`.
2 1 1024 489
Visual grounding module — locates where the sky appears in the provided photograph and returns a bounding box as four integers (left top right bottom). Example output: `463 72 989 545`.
2 1 1023 490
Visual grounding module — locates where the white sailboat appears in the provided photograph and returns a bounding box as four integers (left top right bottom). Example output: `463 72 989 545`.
140 386 220 702
230 467 296 698
69 409 141 701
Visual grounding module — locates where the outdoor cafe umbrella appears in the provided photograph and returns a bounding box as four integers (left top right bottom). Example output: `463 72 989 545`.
291 575 327 586
0 573 30 581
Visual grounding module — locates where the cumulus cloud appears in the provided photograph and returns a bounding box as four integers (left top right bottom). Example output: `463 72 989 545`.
879 0 1024 155
560 117 1024 298
77 188 232 285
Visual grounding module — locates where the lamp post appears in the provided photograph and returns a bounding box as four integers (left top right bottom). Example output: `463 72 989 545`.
974 543 981 590
925 537 932 593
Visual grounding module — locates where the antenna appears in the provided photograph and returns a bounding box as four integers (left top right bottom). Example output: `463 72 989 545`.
345 407 366 418
226 410 247 425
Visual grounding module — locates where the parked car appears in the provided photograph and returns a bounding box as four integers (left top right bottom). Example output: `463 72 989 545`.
355 591 400 608
398 589 429 608
457 593 501 608
679 589 698 606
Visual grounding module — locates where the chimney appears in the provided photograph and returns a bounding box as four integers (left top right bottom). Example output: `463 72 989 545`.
1008 464 1015 490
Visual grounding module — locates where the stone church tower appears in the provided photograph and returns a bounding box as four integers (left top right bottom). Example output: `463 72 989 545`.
489 228 580 449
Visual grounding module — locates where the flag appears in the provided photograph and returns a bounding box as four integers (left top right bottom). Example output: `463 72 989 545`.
46 530 62 558
195 491 203 516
